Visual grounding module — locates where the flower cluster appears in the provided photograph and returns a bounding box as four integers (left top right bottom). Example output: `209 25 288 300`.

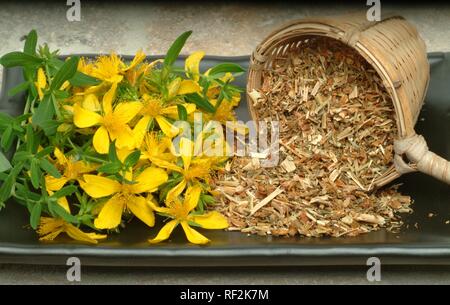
0 30 244 245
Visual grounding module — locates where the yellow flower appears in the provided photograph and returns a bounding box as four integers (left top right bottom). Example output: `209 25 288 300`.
148 185 228 244
80 167 168 229
123 50 146 72
37 196 105 244
35 67 47 100
78 57 94 75
90 53 124 83
152 137 212 203
207 99 236 123
141 132 175 163
38 217 106 244
137 94 196 138
185 51 205 82
89 51 146 83
73 87 142 154
45 147 97 192
167 78 201 99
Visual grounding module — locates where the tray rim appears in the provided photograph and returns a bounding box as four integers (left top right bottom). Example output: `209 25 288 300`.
0 53 449 267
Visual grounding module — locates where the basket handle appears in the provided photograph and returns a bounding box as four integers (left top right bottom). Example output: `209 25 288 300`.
394 134 450 184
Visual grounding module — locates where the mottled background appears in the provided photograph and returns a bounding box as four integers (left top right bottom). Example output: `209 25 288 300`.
1 0 450 284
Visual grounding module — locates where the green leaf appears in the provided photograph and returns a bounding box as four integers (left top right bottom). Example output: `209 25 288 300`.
24 30 38 55
0 150 11 173
48 200 78 224
202 194 216 205
30 203 41 230
25 124 37 153
1 125 13 151
7 81 30 97
69 71 101 87
0 113 14 130
97 162 122 174
177 104 188 121
39 158 61 178
108 142 119 164
32 95 55 128
124 150 141 168
185 93 215 113
52 185 77 198
50 56 79 91
15 182 41 202
53 90 70 100
164 31 192 68
39 120 59 136
35 146 53 158
30 158 41 188
12 151 31 163
0 163 24 204
0 51 42 68
207 63 245 77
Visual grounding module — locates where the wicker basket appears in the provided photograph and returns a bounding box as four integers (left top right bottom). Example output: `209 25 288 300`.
247 13 450 187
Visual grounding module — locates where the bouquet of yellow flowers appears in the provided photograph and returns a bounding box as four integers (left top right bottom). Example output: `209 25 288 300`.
0 30 244 245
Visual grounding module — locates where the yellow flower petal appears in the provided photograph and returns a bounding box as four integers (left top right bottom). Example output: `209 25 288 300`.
123 49 146 71
155 115 179 138
111 125 136 150
85 232 108 240
82 83 104 95
39 228 63 242
181 221 210 244
184 103 197 114
160 103 197 120
167 78 181 99
64 223 101 244
80 174 121 198
190 211 228 229
60 80 70 91
132 116 150 149
102 82 117 114
159 105 178 116
179 137 193 170
54 147 68 165
177 80 201 95
73 104 102 128
147 195 171 214
36 67 47 100
37 217 64 241
166 179 187 203
57 196 71 213
82 94 101 112
75 161 98 174
116 148 134 163
132 167 168 194
94 195 125 229
185 185 202 213
127 196 155 228
45 175 68 192
37 67 47 88
93 126 110 154
113 101 143 124
185 51 204 81
150 157 183 172
148 219 178 244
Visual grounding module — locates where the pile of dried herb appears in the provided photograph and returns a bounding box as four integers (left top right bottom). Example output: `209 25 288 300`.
215 37 412 237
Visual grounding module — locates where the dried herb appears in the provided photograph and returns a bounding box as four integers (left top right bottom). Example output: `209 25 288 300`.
215 37 412 238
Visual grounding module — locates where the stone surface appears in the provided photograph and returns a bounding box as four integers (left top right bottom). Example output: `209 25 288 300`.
1 2 450 284
1 2 450 88
1 264 450 285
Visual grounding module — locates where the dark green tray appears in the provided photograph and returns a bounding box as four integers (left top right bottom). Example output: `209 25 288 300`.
0 54 449 266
